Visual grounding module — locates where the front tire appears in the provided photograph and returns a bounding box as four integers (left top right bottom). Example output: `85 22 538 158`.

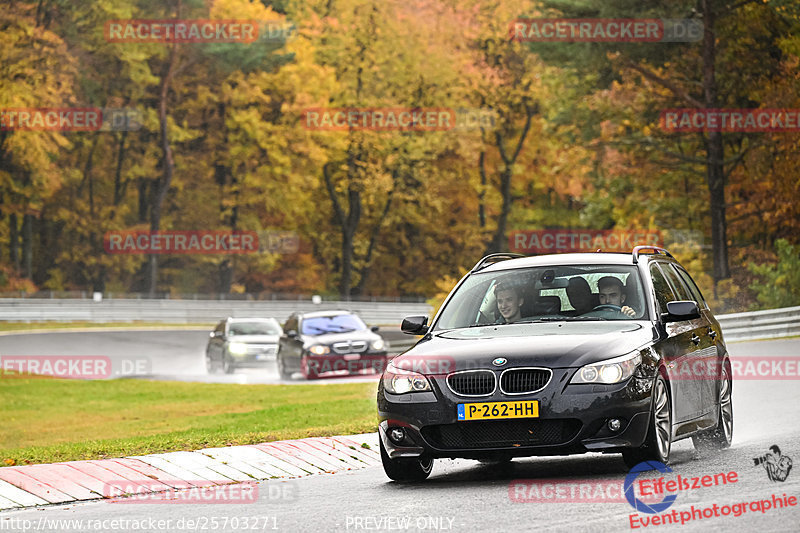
379 438 433 482
205 351 217 374
623 373 672 469
692 363 733 451
221 352 235 374
277 355 293 380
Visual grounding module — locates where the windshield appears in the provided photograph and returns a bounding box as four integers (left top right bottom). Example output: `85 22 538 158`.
301 314 367 335
228 320 281 336
434 265 647 330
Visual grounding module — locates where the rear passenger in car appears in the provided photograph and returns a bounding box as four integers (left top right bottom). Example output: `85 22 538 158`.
566 277 595 316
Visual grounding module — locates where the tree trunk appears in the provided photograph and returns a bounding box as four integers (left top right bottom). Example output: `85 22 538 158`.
323 161 361 300
113 130 128 206
21 213 32 279
147 41 179 296
485 107 534 254
9 213 19 271
702 0 730 282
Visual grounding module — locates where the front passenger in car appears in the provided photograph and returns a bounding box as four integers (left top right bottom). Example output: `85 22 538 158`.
494 283 525 324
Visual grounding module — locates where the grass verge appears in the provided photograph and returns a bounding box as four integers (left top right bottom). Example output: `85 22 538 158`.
0 374 377 466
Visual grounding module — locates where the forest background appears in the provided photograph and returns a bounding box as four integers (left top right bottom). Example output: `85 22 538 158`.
1 0 799 313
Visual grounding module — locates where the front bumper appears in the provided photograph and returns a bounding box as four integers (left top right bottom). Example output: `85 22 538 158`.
378 369 654 460
230 347 277 365
304 352 390 376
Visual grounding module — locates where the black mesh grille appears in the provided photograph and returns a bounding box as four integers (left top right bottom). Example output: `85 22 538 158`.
447 371 495 396
500 369 551 394
421 419 582 449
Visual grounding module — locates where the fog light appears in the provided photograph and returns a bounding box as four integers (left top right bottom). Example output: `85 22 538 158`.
388 428 406 444
607 418 622 432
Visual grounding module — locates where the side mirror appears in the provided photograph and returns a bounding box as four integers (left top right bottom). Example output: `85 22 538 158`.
286 330 298 338
662 301 700 322
370 325 380 332
401 315 429 335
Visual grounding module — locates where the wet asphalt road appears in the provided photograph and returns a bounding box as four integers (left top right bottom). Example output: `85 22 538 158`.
0 334 798 532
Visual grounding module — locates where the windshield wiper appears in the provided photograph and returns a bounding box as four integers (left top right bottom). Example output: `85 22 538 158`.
515 317 568 323
515 316 608 323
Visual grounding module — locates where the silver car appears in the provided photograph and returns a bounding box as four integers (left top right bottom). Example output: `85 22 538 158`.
206 317 283 374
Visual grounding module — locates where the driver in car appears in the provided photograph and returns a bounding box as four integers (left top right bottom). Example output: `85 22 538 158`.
597 276 636 318
495 282 525 324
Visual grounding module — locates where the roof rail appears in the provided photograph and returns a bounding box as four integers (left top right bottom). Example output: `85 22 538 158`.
632 245 673 264
472 253 525 271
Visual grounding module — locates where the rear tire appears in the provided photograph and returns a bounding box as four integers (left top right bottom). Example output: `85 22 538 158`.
379 438 433 482
622 373 672 470
693 363 733 451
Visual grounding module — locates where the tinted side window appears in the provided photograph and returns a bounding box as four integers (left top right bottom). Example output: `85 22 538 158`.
649 264 676 314
660 263 692 301
674 266 708 308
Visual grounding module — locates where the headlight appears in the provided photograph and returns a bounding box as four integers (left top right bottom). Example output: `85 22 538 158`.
383 363 431 394
308 345 330 355
371 338 385 351
228 342 248 355
570 352 642 384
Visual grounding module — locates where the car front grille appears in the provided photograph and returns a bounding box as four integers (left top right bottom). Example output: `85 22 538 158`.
421 419 582 449
332 341 368 354
446 370 496 396
500 368 551 394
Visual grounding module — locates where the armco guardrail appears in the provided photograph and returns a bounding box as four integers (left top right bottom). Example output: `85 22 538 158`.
715 305 800 342
0 298 433 328
0 298 796 343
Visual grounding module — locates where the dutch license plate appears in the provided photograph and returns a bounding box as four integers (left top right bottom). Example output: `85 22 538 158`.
457 401 539 421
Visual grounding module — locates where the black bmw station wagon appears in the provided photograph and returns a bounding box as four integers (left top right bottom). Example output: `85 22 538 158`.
378 247 733 481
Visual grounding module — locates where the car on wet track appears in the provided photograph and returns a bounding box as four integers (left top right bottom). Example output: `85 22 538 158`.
206 317 283 374
378 246 733 481
277 310 389 380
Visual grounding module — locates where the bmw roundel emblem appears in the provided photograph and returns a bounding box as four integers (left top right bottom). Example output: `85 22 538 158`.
492 357 507 367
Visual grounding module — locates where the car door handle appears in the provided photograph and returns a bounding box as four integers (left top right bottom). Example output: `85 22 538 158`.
691 334 700 346
707 328 717 340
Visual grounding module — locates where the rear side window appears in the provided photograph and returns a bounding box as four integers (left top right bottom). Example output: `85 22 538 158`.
659 263 692 301
674 266 708 309
649 264 676 314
